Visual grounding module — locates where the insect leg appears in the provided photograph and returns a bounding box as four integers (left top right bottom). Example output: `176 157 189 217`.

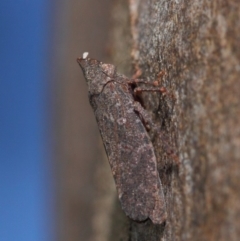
133 101 154 131
134 102 179 165
128 70 166 86
134 86 168 96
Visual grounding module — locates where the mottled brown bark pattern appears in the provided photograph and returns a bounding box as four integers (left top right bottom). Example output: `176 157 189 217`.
111 0 240 240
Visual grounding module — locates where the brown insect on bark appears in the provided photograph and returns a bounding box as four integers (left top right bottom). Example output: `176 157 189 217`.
77 52 167 224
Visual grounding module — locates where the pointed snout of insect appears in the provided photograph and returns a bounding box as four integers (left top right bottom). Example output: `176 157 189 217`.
77 57 86 68
77 57 83 64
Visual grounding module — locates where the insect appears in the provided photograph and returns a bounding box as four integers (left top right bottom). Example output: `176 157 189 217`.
77 52 167 224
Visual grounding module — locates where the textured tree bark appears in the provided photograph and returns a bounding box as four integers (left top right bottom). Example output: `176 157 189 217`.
110 0 240 240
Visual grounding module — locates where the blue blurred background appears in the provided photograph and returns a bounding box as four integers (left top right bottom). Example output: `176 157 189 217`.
0 0 112 240
0 1 54 241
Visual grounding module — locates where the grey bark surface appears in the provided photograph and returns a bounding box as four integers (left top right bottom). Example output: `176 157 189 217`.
109 0 240 240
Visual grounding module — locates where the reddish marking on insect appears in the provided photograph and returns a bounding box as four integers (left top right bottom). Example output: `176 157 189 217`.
132 68 142 79
160 87 167 94
157 70 167 78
